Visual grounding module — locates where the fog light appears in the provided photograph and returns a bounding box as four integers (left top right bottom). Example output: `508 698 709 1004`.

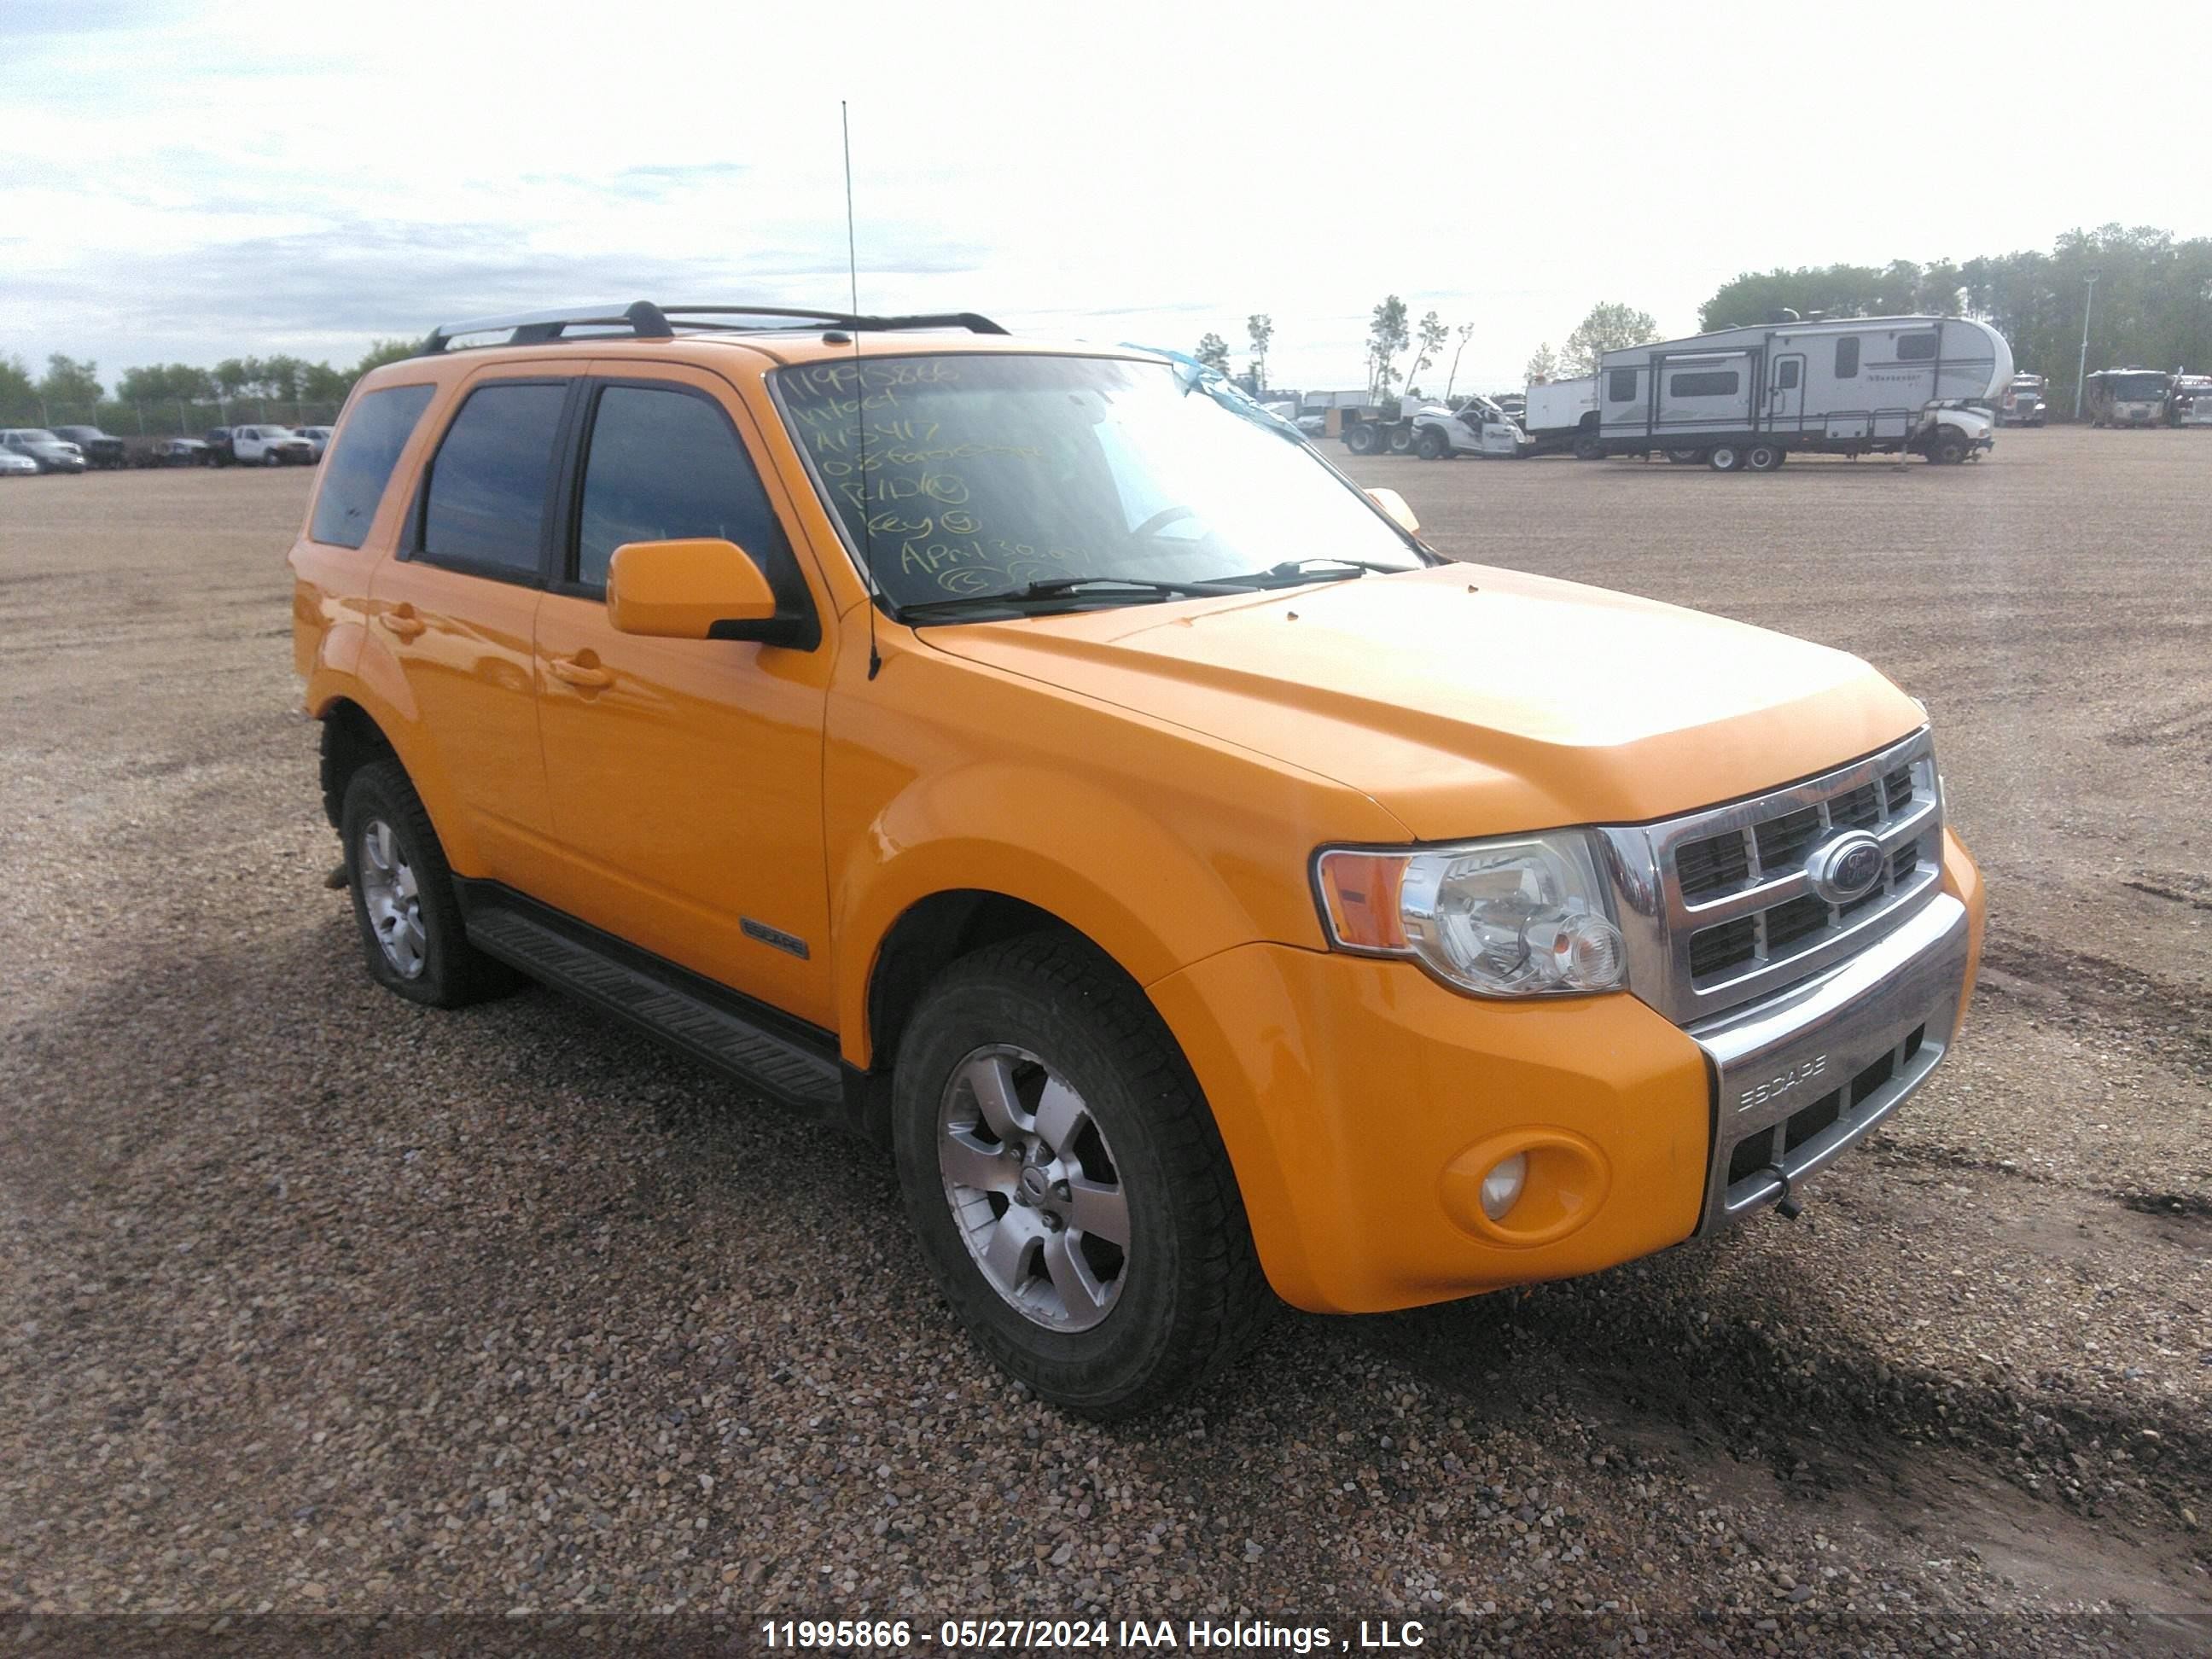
1480 1153 1528 1221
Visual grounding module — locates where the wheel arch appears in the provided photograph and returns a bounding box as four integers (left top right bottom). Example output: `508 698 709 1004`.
302 664 484 871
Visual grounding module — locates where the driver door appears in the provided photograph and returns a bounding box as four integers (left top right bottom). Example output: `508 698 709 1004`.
529 365 839 1024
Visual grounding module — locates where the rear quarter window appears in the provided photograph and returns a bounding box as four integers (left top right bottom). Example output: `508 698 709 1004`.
311 385 436 549
417 381 569 577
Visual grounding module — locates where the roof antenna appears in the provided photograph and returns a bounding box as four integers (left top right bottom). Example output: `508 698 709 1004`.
843 100 882 681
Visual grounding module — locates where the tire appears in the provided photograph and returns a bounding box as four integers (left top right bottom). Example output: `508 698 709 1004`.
1386 426 1413 454
1415 426 1450 460
1707 444 1746 471
1342 423 1378 456
1664 448 1707 465
339 759 520 1009
891 933 1270 1418
263 449 282 467
1745 443 1785 472
1926 428 1970 465
1571 432 1605 461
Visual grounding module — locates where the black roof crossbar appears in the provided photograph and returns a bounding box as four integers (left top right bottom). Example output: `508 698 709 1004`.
416 301 1005 354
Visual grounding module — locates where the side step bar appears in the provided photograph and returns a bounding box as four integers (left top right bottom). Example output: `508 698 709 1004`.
463 895 843 1115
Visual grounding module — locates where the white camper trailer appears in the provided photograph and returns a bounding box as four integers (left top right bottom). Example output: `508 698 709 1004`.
1580 315 2013 471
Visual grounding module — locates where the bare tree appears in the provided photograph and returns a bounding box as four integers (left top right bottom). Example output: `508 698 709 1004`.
1403 311 1448 399
1366 296 1409 399
1445 322 1477 400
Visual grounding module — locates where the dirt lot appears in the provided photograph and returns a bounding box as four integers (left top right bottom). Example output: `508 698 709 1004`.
2 428 2207 1654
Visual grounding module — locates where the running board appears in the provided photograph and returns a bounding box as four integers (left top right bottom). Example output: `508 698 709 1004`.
462 896 842 1115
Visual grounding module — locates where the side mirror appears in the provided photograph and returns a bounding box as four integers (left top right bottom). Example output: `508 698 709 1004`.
1366 487 1420 536
607 538 790 642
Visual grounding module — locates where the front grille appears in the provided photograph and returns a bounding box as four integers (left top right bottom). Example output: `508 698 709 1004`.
1598 729 1945 1024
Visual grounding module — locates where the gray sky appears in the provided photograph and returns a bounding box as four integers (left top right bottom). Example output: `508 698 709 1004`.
4 0 2205 398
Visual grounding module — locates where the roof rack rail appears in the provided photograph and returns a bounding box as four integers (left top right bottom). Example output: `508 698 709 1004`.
416 301 1006 355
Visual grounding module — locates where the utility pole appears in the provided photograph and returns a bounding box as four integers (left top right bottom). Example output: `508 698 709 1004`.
2073 268 2100 422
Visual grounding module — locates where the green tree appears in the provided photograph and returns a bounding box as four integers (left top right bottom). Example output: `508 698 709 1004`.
352 338 421 379
1245 313 1274 390
1524 342 1563 385
1404 310 1448 398
1444 322 1476 400
0 354 34 422
117 363 218 405
302 362 351 404
38 353 103 413
1194 332 1232 375
1366 295 1409 399
1563 304 1661 374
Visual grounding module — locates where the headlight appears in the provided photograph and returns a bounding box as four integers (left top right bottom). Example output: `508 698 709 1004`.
1313 832 1626 997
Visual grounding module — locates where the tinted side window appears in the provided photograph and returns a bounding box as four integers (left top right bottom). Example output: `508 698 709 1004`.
1777 359 1801 389
1607 368 1638 402
1669 370 1740 398
574 386 791 597
310 384 436 549
1895 333 1938 361
420 382 568 576
1835 338 1860 378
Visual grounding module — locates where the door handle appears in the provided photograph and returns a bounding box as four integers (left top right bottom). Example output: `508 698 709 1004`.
383 603 425 641
548 655 614 691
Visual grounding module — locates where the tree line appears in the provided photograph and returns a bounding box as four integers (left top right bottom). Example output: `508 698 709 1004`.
1698 224 2209 416
0 339 420 435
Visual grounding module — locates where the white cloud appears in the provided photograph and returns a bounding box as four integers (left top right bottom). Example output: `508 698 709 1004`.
3 0 2205 394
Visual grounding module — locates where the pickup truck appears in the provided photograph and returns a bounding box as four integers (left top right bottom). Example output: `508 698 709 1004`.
291 302 1984 1415
52 425 127 469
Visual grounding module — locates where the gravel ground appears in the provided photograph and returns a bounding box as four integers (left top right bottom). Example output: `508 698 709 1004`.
2 432 2207 1656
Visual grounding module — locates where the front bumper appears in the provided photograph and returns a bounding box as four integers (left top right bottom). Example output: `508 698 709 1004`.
1150 832 1982 1313
1689 891 1969 1231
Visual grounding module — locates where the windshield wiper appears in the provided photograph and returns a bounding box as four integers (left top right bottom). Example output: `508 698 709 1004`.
895 574 1258 620
1214 556 1417 587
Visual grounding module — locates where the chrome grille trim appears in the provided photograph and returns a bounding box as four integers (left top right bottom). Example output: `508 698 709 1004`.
1596 728 1943 1025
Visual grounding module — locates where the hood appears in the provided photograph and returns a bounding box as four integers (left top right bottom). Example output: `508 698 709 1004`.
917 565 1924 839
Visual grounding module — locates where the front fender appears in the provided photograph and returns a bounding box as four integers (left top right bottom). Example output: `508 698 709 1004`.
833 760 1290 1066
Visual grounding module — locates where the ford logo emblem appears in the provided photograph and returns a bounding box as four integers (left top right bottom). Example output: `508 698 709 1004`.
1806 831 1887 904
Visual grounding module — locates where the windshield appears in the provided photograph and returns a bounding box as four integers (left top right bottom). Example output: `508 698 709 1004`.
2101 374 2169 400
775 353 1423 611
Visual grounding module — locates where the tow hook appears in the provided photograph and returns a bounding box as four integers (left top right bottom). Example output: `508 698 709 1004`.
1761 1166 1803 1221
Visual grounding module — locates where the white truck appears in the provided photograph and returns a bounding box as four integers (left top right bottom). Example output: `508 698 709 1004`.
1521 377 1604 457
1305 389 1530 458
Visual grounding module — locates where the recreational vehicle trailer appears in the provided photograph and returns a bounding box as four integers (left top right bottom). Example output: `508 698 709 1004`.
2083 369 2173 428
1577 315 2013 470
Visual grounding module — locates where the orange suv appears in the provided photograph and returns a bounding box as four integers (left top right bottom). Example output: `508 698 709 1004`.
290 301 1984 1415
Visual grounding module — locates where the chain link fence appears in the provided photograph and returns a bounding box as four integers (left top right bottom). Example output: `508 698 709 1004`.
0 398 348 440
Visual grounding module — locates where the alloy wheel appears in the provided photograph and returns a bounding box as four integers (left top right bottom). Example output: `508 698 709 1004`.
357 818 426 978
937 1045 1131 1331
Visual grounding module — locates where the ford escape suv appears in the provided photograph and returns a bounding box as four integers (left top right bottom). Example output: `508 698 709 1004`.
289 301 1984 1416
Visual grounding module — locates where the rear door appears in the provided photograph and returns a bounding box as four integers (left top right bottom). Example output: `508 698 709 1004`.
368 370 573 889
528 362 837 1024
